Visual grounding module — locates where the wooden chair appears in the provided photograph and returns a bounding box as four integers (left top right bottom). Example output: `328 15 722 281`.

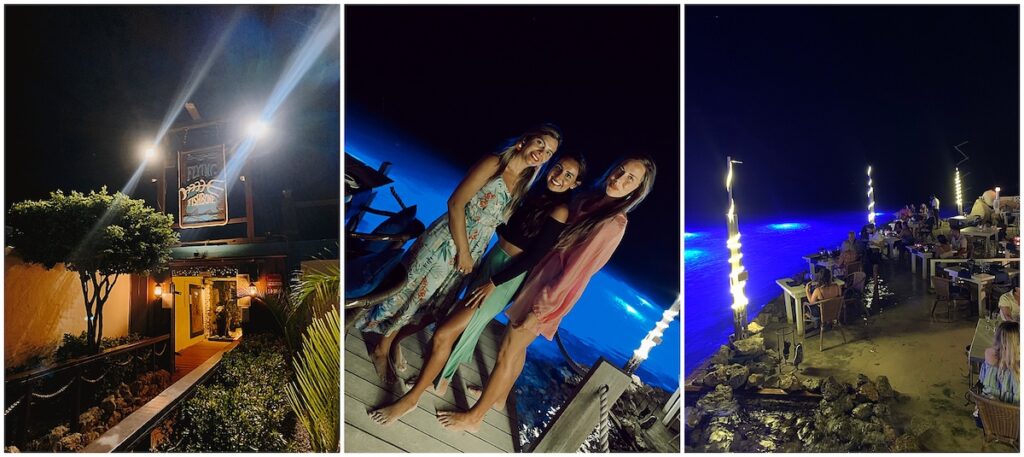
970 390 1020 450
805 296 846 351
931 276 971 322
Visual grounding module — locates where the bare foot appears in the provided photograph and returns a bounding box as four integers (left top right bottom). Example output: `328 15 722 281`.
465 385 505 412
371 347 396 383
367 398 417 426
436 410 482 433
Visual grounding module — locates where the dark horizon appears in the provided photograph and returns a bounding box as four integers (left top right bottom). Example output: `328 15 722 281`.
685 5 1019 224
5 6 340 237
346 5 682 305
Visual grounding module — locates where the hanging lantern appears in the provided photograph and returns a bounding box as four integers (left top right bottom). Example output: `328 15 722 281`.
154 282 163 297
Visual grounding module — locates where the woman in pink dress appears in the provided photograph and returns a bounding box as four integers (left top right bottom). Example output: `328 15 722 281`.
436 155 657 432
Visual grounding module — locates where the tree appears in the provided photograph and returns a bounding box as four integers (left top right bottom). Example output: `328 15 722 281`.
8 188 178 353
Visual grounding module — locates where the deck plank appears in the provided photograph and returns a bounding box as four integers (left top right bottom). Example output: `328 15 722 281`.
345 331 510 423
345 318 515 453
344 392 461 453
344 422 406 453
171 340 233 383
344 347 513 446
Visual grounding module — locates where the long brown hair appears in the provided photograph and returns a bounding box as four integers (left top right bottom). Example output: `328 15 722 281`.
517 151 588 239
493 124 563 219
994 321 1020 379
555 155 656 250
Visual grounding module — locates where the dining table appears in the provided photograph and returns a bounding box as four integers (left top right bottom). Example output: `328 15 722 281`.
775 277 846 337
945 267 1020 317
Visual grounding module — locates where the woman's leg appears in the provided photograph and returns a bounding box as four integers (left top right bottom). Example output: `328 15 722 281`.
368 304 478 426
389 313 438 373
371 331 399 383
437 317 538 432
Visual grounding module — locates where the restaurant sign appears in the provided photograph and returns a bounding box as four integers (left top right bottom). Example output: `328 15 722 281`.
178 145 229 228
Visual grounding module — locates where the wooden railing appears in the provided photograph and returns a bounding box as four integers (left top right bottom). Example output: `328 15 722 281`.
4 334 172 449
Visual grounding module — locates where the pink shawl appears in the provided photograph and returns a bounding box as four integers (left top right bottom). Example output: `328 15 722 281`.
504 212 627 340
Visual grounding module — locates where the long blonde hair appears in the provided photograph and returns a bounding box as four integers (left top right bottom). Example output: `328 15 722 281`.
994 321 1020 379
493 124 563 219
555 155 656 250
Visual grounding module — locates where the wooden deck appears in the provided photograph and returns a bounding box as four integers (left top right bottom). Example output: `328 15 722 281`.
344 318 517 453
171 340 233 383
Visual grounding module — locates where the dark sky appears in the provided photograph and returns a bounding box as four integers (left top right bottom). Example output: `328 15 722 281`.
686 5 1019 223
5 5 339 238
346 5 682 305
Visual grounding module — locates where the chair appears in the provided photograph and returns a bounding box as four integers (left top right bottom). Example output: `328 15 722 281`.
843 271 867 322
805 296 846 351
970 390 1020 450
931 276 971 322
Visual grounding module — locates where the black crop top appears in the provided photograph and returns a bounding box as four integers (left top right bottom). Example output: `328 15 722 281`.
492 195 568 285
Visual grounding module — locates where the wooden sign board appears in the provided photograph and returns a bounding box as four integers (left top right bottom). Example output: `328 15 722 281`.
266 273 283 295
178 145 229 228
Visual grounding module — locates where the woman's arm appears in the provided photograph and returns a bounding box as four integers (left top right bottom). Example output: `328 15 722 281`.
447 155 501 274
491 204 569 286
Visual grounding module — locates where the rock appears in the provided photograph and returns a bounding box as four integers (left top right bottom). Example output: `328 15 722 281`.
821 376 846 401
872 403 890 419
733 335 765 357
749 361 776 376
852 403 873 419
697 385 739 418
748 373 765 388
758 439 776 451
724 364 750 390
824 416 851 436
5 446 19 453
882 423 897 443
764 374 780 389
702 366 727 388
820 394 854 418
706 422 735 452
801 376 822 393
892 434 921 452
778 373 801 392
856 374 871 387
685 406 707 429
856 382 880 403
710 345 733 365
747 321 765 335
57 433 85 452
78 407 103 431
875 376 895 399
100 395 117 415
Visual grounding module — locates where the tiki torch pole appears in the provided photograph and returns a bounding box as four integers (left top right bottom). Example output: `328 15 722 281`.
726 157 749 340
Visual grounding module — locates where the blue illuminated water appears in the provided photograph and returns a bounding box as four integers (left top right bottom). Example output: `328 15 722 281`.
684 211 891 375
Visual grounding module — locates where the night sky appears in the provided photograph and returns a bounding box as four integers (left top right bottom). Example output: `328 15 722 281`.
346 5 682 305
5 6 339 237
686 5 1019 222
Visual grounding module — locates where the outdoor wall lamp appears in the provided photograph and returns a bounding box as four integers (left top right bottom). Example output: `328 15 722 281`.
248 282 257 296
154 282 163 297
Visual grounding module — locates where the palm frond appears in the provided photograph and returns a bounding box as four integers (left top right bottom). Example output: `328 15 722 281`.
286 308 341 452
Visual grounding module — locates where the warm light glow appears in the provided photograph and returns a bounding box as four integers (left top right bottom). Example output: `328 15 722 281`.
725 159 749 313
248 282 258 296
631 299 680 362
247 120 269 139
141 143 158 161
154 283 163 297
866 165 875 225
955 168 963 215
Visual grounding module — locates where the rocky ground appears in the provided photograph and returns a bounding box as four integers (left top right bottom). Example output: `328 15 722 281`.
684 331 912 452
686 262 1010 452
9 369 171 452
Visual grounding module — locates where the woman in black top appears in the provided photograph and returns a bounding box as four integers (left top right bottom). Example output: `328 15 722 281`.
369 153 586 426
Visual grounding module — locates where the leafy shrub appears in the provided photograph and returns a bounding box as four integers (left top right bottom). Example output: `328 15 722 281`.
53 332 144 362
167 335 295 452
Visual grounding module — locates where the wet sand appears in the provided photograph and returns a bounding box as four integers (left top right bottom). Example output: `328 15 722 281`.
756 262 1011 452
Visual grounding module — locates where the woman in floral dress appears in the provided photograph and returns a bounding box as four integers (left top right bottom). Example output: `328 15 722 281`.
355 124 562 382
436 155 657 433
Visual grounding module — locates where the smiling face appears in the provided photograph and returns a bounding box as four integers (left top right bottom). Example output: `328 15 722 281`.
518 134 559 167
545 157 582 193
605 159 647 198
